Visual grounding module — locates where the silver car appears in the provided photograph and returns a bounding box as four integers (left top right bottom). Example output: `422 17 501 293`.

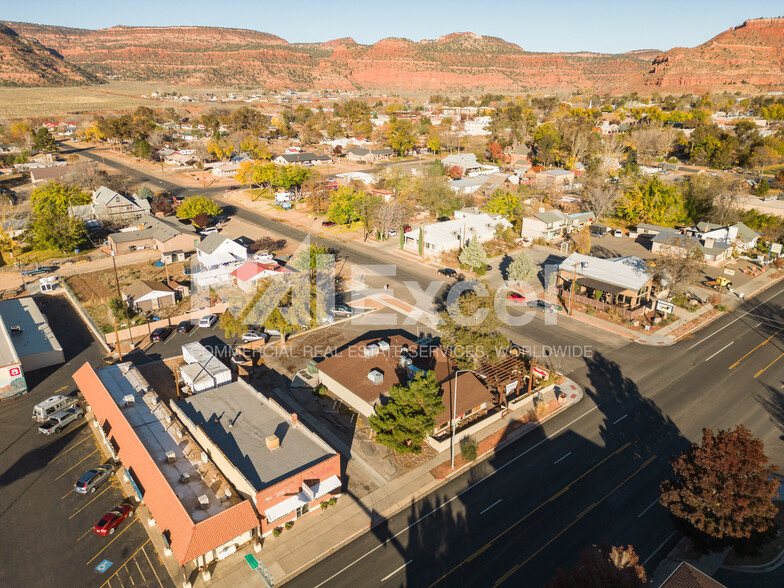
75 465 113 494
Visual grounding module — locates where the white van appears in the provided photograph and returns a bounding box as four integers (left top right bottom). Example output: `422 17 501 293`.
33 394 78 423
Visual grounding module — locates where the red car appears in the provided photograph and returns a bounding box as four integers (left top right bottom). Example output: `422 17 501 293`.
322 220 336 227
93 503 135 536
506 292 526 303
403 225 412 232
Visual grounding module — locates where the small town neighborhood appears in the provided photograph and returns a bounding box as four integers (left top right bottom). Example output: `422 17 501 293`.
2 7 784 588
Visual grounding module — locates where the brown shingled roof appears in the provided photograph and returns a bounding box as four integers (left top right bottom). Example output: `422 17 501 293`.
660 563 726 588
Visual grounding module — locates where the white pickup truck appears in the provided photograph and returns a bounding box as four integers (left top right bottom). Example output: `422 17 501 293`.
38 406 84 435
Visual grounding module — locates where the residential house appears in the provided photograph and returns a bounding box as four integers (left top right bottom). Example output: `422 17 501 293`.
272 153 331 166
449 176 487 195
73 363 261 572
30 165 73 185
231 260 294 293
335 171 376 186
442 153 482 175
210 162 241 178
535 169 575 188
164 152 197 167
636 223 672 237
521 210 595 241
317 333 496 434
196 234 248 270
403 210 512 256
557 253 657 314
508 143 531 166
659 562 726 588
682 221 760 252
463 117 491 136
170 379 341 537
71 186 151 226
651 231 731 265
107 215 199 255
121 280 176 312
344 148 394 163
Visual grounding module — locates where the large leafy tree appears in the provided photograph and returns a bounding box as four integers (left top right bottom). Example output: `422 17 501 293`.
484 190 521 221
207 136 234 161
546 544 646 588
29 182 90 251
32 127 58 152
458 239 487 271
617 176 688 226
532 123 563 166
175 195 222 220
276 165 312 196
369 371 445 454
387 118 416 156
327 186 362 224
660 425 778 542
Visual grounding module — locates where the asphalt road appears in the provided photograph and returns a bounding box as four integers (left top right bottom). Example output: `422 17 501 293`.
66 145 784 586
0 295 173 588
287 283 784 588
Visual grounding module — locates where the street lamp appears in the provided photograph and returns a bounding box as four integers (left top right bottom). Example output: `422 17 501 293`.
450 368 485 470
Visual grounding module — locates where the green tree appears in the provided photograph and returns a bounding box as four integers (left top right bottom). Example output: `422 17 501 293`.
219 311 244 338
369 371 445 454
507 254 536 283
175 195 222 220
458 239 487 270
239 135 271 160
207 136 234 161
483 190 521 220
660 425 778 543
32 127 58 152
290 244 337 272
355 192 383 242
28 182 91 252
532 123 562 165
138 185 154 200
276 165 312 196
327 186 362 224
387 118 416 156
132 138 152 159
617 176 688 226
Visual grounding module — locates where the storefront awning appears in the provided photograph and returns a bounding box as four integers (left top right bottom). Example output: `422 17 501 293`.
263 476 342 522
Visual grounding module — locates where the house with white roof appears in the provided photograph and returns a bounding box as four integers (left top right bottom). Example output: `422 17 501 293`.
682 221 760 253
442 153 483 174
196 234 248 270
403 210 512 256
535 169 575 188
557 253 657 313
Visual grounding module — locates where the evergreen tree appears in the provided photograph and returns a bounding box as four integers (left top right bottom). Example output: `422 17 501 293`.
507 254 536 283
458 239 487 270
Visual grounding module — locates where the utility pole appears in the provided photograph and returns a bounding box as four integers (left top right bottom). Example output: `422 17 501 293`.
110 251 130 358
568 261 586 315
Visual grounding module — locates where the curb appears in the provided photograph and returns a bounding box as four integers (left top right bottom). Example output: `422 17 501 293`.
721 545 784 574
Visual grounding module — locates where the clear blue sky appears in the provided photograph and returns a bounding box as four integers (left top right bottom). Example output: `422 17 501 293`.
5 1 781 53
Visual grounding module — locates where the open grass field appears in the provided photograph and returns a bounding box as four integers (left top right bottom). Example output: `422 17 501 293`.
0 81 250 119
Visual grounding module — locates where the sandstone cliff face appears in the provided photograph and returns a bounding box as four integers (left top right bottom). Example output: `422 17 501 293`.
640 18 784 90
2 19 783 93
0 24 100 86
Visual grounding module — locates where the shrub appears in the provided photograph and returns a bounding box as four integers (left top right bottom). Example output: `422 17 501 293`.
272 527 282 537
312 384 328 398
285 521 294 530
715 304 728 312
460 438 478 462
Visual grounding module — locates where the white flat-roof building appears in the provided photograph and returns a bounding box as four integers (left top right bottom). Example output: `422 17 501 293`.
0 297 65 400
181 342 232 393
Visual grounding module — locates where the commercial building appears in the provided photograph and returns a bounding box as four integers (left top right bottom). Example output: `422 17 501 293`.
0 297 64 399
171 379 341 536
180 342 232 394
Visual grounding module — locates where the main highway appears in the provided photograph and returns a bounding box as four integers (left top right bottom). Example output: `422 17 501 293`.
67 144 784 586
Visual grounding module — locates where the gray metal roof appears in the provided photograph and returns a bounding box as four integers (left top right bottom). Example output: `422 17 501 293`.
177 381 335 491
109 215 195 244
0 297 63 362
196 233 230 255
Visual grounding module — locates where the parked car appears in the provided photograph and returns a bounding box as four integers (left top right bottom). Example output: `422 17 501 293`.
176 320 192 334
613 229 623 237
485 264 493 271
200 227 219 236
38 406 83 435
403 225 412 233
506 292 526 303
252 252 275 263
265 329 281 337
150 327 171 342
438 268 457 277
436 216 450 222
75 465 113 494
527 300 563 312
198 314 218 328
21 266 54 276
322 220 336 227
388 229 397 237
241 330 268 343
93 503 135 536
331 304 354 317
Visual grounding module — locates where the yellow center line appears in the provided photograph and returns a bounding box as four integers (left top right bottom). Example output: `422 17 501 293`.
68 484 115 520
48 429 94 463
492 454 657 587
87 516 139 566
98 537 149 587
755 352 784 378
729 326 784 369
429 441 632 587
55 448 100 481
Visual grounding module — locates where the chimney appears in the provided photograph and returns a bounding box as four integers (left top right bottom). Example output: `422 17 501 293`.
265 434 280 451
704 238 715 248
291 413 298 428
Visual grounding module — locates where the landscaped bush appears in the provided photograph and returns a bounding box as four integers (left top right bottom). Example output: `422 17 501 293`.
272 527 282 537
285 521 294 530
460 438 478 462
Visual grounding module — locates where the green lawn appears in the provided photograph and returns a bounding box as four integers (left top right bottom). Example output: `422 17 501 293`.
247 188 275 200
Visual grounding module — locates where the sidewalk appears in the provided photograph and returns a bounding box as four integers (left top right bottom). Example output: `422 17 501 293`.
194 378 584 588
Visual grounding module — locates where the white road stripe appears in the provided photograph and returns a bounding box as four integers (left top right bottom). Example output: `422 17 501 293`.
381 561 412 582
704 341 734 362
689 287 784 349
613 414 628 425
637 497 661 518
641 531 678 567
553 452 572 464
480 499 502 515
311 405 602 588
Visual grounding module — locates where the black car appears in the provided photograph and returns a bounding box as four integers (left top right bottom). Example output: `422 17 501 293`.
438 268 457 277
177 320 192 334
436 216 450 222
150 327 171 342
486 264 492 271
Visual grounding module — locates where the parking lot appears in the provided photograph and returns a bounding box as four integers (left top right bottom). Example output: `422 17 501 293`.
140 318 236 362
0 295 173 588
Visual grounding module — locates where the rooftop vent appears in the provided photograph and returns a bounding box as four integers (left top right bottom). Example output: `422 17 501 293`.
10 326 22 335
364 344 379 358
198 495 210 510
180 472 190 484
165 451 176 463
368 369 384 385
265 434 280 451
378 340 390 351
